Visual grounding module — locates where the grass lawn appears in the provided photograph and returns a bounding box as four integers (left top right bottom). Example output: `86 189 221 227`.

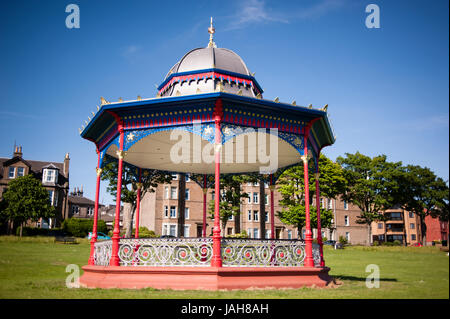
0 236 448 299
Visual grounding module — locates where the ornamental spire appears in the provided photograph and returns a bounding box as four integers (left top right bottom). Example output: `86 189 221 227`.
207 17 217 48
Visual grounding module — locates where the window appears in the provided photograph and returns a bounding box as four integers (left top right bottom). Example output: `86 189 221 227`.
228 215 234 221
227 227 234 235
253 210 259 221
164 186 169 199
247 192 251 204
343 200 348 210
43 169 58 183
411 234 416 241
164 206 169 218
248 210 252 221
327 199 333 210
265 230 271 239
344 215 349 226
253 228 259 239
253 182 259 187
345 232 350 242
287 230 292 239
72 205 79 215
183 225 190 237
185 174 190 182
171 174 178 180
184 207 189 219
410 223 415 229
8 167 15 179
409 212 414 218
170 187 177 199
17 167 25 177
378 223 383 229
265 194 268 205
48 190 54 205
264 212 269 223
185 189 190 200
87 207 94 216
211 191 215 200
264 182 268 188
253 192 259 204
247 228 252 238
390 212 402 220
320 198 325 209
170 206 177 218
162 224 177 237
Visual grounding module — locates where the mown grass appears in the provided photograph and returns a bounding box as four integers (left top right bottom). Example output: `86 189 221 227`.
0 236 448 299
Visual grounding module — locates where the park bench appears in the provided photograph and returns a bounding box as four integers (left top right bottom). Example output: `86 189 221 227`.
54 236 77 244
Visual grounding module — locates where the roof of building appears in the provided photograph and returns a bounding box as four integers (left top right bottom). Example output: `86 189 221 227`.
68 195 96 206
0 157 64 179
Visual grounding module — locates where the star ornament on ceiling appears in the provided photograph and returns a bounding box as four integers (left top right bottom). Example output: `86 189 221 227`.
127 132 135 141
223 127 233 135
203 126 214 135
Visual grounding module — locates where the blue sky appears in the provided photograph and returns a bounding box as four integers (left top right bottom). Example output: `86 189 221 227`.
0 0 448 205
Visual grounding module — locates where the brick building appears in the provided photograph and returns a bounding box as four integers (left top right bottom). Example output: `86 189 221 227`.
371 205 422 245
0 146 70 229
425 214 449 245
122 174 370 245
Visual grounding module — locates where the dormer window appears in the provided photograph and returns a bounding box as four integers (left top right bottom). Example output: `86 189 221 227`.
17 167 25 177
8 167 15 179
43 168 58 183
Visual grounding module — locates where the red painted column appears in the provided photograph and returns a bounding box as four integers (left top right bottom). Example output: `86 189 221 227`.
315 161 325 267
88 150 102 265
269 174 275 239
135 168 142 239
202 174 207 238
211 99 223 267
110 128 125 266
303 135 315 268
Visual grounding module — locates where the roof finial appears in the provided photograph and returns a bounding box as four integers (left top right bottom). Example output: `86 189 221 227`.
208 17 217 48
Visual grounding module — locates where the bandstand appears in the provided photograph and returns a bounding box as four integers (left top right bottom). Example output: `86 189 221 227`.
79 20 336 290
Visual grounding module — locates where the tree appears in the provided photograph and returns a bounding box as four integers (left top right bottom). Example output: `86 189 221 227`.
276 154 346 238
101 156 173 238
399 165 449 243
207 174 250 235
0 174 56 236
336 152 404 244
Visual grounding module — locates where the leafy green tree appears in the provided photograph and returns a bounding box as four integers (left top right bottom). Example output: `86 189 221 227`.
207 174 250 235
399 165 449 243
276 154 346 238
0 174 56 237
101 156 173 237
336 152 404 244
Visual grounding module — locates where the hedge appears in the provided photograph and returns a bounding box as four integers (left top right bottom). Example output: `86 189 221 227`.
62 218 107 237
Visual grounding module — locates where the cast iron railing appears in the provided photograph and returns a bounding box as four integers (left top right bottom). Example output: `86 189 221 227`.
93 238 321 267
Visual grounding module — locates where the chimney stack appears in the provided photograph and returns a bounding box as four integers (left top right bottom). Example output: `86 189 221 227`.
13 146 23 158
63 153 70 178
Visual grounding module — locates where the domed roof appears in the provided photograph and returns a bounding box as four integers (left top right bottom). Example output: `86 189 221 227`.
164 47 251 79
158 18 262 98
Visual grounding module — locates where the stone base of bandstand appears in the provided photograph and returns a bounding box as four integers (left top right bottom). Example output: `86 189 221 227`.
80 265 333 290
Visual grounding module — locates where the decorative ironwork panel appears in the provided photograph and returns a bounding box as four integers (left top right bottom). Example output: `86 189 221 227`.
93 240 112 266
221 238 312 267
117 238 213 267
94 238 322 267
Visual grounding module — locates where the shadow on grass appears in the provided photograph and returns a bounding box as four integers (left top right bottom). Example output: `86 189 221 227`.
334 275 398 282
